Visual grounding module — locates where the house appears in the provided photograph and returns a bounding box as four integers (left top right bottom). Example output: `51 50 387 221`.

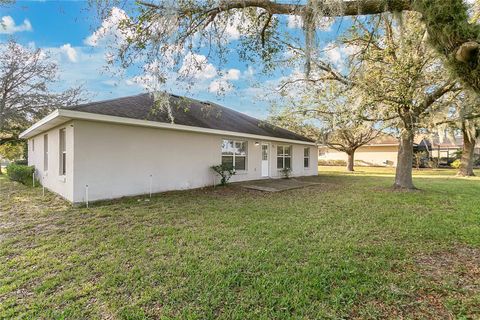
318 134 412 167
417 135 480 166
19 93 318 204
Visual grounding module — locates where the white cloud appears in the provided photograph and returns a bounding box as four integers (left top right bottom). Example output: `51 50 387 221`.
224 68 241 80
60 43 78 62
324 43 342 64
208 78 232 94
341 44 361 56
0 16 32 34
244 66 255 78
287 15 303 29
287 15 332 31
84 7 132 47
179 52 217 80
207 10 242 41
207 68 242 94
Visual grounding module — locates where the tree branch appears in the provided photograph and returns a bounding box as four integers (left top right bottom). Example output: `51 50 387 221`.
137 0 413 17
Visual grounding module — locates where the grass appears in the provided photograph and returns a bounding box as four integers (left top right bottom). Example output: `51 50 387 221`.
1 167 479 319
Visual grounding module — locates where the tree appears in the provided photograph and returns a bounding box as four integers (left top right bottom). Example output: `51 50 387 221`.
347 14 459 189
458 119 479 176
90 0 474 188
274 13 457 187
270 85 380 172
91 0 480 97
321 122 379 172
429 89 480 176
0 40 85 146
0 142 23 161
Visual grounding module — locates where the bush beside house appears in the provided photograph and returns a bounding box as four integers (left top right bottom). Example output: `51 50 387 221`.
6 164 35 186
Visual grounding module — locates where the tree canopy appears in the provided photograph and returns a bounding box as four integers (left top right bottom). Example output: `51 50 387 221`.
0 40 86 145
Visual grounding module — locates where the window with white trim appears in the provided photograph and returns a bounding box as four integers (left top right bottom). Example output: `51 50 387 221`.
59 129 66 175
221 140 247 171
43 134 48 171
32 139 35 152
304 147 310 168
277 145 292 169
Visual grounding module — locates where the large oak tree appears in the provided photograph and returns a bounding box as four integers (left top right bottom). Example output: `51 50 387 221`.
91 0 479 188
0 40 85 146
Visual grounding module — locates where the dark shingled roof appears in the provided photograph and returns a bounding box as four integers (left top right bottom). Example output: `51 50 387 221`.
63 93 314 142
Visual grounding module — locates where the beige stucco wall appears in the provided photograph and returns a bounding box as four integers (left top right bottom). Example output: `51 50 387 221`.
319 145 399 166
67 120 317 203
28 121 75 201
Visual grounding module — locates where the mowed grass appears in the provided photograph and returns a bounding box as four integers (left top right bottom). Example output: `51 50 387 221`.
1 167 479 319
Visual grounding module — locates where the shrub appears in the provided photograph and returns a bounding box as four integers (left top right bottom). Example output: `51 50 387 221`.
318 159 347 166
280 167 292 179
450 159 461 169
211 164 235 186
413 151 428 169
428 158 439 169
475 155 480 167
14 159 28 165
6 164 35 186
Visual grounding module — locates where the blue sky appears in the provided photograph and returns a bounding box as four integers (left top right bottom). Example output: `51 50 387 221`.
1 1 350 119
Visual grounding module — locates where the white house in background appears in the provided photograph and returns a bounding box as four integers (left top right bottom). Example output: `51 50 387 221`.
318 134 410 167
20 93 318 204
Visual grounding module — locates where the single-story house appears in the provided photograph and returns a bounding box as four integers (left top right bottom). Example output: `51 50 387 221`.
416 135 480 166
20 93 318 204
318 134 412 167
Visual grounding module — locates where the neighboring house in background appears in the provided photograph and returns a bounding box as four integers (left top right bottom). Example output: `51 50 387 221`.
417 135 480 166
318 134 411 167
319 132 480 168
20 93 318 204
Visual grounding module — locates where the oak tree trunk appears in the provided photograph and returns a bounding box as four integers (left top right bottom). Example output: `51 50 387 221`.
457 127 476 177
346 152 354 172
394 129 415 189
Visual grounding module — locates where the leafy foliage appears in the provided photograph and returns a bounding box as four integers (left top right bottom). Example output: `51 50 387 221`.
451 159 462 169
413 0 480 93
0 142 23 161
211 164 235 186
6 164 34 186
0 40 86 145
280 167 292 179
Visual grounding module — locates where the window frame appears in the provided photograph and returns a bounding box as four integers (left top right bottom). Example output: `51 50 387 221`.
221 139 248 172
32 138 35 152
59 128 66 176
304 147 310 168
276 145 292 170
43 134 48 171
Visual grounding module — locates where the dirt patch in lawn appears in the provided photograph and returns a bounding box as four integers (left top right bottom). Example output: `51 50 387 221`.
412 245 480 318
349 245 480 319
415 245 480 293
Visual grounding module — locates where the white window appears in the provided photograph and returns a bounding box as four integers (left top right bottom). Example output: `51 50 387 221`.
59 129 66 175
43 134 48 171
277 145 292 169
221 140 247 171
32 139 35 152
304 147 310 168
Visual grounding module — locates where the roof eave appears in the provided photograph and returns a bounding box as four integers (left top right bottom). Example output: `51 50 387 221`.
19 109 67 139
20 109 317 146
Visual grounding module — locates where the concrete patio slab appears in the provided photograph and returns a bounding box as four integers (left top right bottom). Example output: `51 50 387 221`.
239 178 320 192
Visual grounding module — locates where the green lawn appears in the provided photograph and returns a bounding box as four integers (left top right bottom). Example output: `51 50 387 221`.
1 168 479 319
